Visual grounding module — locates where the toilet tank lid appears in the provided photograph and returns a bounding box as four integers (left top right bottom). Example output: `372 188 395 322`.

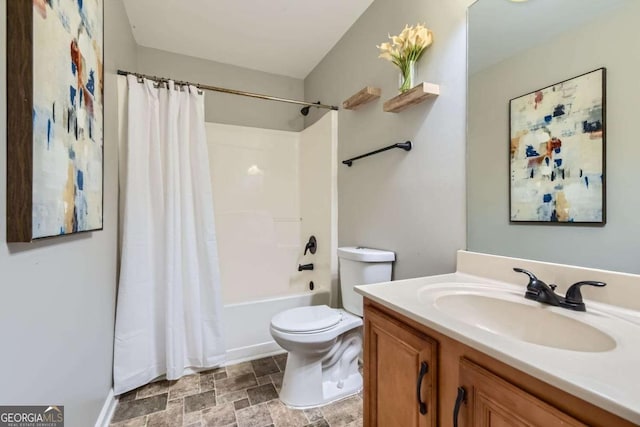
337 247 395 262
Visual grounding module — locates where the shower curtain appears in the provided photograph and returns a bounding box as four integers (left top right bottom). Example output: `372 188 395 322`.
114 75 225 395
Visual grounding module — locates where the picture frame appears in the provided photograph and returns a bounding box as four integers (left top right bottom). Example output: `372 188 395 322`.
7 0 104 242
509 68 606 225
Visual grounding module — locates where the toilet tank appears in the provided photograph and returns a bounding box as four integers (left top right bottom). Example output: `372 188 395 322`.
338 247 395 317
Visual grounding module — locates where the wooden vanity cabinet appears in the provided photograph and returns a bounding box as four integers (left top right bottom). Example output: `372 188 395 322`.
363 299 637 427
364 305 438 427
458 358 585 427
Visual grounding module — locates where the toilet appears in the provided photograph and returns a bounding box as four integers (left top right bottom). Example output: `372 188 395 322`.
270 247 395 408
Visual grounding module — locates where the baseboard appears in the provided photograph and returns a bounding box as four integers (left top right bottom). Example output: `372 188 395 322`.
94 388 117 427
225 341 284 366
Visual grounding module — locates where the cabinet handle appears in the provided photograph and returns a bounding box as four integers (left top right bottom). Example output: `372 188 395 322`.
453 386 466 427
416 361 428 415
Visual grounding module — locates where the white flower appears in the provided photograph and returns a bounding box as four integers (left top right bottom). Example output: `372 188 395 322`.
377 23 434 66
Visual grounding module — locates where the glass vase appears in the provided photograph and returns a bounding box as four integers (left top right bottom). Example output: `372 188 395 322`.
399 60 417 93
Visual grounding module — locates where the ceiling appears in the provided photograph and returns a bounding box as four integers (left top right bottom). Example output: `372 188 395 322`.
122 0 374 79
468 0 629 75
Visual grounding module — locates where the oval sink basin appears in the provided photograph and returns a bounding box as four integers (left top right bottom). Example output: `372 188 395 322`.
434 293 616 352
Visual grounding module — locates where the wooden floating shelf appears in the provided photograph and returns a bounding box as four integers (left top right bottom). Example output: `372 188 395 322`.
383 82 440 113
342 86 381 110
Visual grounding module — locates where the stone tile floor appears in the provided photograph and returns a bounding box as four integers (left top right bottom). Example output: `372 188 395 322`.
110 353 363 427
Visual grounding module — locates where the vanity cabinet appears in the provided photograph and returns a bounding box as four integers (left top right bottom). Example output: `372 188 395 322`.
458 358 585 427
363 299 637 427
364 307 438 427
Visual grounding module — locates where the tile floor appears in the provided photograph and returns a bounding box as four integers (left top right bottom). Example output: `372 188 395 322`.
110 353 363 427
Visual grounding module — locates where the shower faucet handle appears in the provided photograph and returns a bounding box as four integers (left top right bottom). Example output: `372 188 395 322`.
304 236 317 256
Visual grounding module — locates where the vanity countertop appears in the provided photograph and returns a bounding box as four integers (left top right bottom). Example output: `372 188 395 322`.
355 252 640 425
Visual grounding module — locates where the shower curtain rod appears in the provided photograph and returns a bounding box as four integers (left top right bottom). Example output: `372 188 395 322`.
117 70 339 111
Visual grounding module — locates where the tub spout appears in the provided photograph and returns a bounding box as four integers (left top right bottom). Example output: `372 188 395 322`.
298 263 314 271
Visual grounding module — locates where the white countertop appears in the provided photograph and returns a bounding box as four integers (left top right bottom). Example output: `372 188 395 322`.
355 271 640 425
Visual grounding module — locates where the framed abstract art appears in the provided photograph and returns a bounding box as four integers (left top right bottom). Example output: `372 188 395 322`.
7 0 104 242
509 68 606 225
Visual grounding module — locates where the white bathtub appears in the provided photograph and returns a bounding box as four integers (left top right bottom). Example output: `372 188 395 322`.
222 290 331 364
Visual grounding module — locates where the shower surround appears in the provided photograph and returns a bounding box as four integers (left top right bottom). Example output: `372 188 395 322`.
205 112 338 362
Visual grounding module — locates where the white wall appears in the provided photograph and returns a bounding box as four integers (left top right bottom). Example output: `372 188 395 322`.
299 112 339 304
0 1 137 426
137 47 306 132
467 2 640 273
206 123 304 304
206 114 338 305
304 0 472 280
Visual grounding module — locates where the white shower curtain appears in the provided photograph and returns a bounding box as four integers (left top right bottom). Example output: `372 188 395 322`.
114 75 225 395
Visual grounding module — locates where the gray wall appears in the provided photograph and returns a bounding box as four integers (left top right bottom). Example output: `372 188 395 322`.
0 1 137 426
467 2 640 273
304 0 471 279
136 46 306 131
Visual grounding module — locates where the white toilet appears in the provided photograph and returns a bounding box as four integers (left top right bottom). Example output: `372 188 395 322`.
270 247 395 408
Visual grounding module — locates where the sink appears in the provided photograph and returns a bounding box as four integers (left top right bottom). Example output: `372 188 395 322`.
424 287 616 352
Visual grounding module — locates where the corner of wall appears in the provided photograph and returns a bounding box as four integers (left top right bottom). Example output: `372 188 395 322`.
302 0 469 280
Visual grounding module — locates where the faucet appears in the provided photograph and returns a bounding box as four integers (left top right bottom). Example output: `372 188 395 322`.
298 263 314 272
563 281 608 311
513 268 606 312
514 267 561 306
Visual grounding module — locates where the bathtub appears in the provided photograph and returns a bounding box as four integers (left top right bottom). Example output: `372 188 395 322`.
222 290 330 364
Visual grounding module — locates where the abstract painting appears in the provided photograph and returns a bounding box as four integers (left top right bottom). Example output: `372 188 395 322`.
7 0 104 241
509 68 606 224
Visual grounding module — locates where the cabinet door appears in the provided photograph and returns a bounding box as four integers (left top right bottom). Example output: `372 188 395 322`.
457 358 587 427
364 307 438 427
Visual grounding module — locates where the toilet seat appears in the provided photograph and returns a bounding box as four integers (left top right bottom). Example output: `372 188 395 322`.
271 305 343 334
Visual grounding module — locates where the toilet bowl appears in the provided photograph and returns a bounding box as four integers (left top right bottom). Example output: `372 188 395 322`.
269 247 395 409
270 305 363 408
